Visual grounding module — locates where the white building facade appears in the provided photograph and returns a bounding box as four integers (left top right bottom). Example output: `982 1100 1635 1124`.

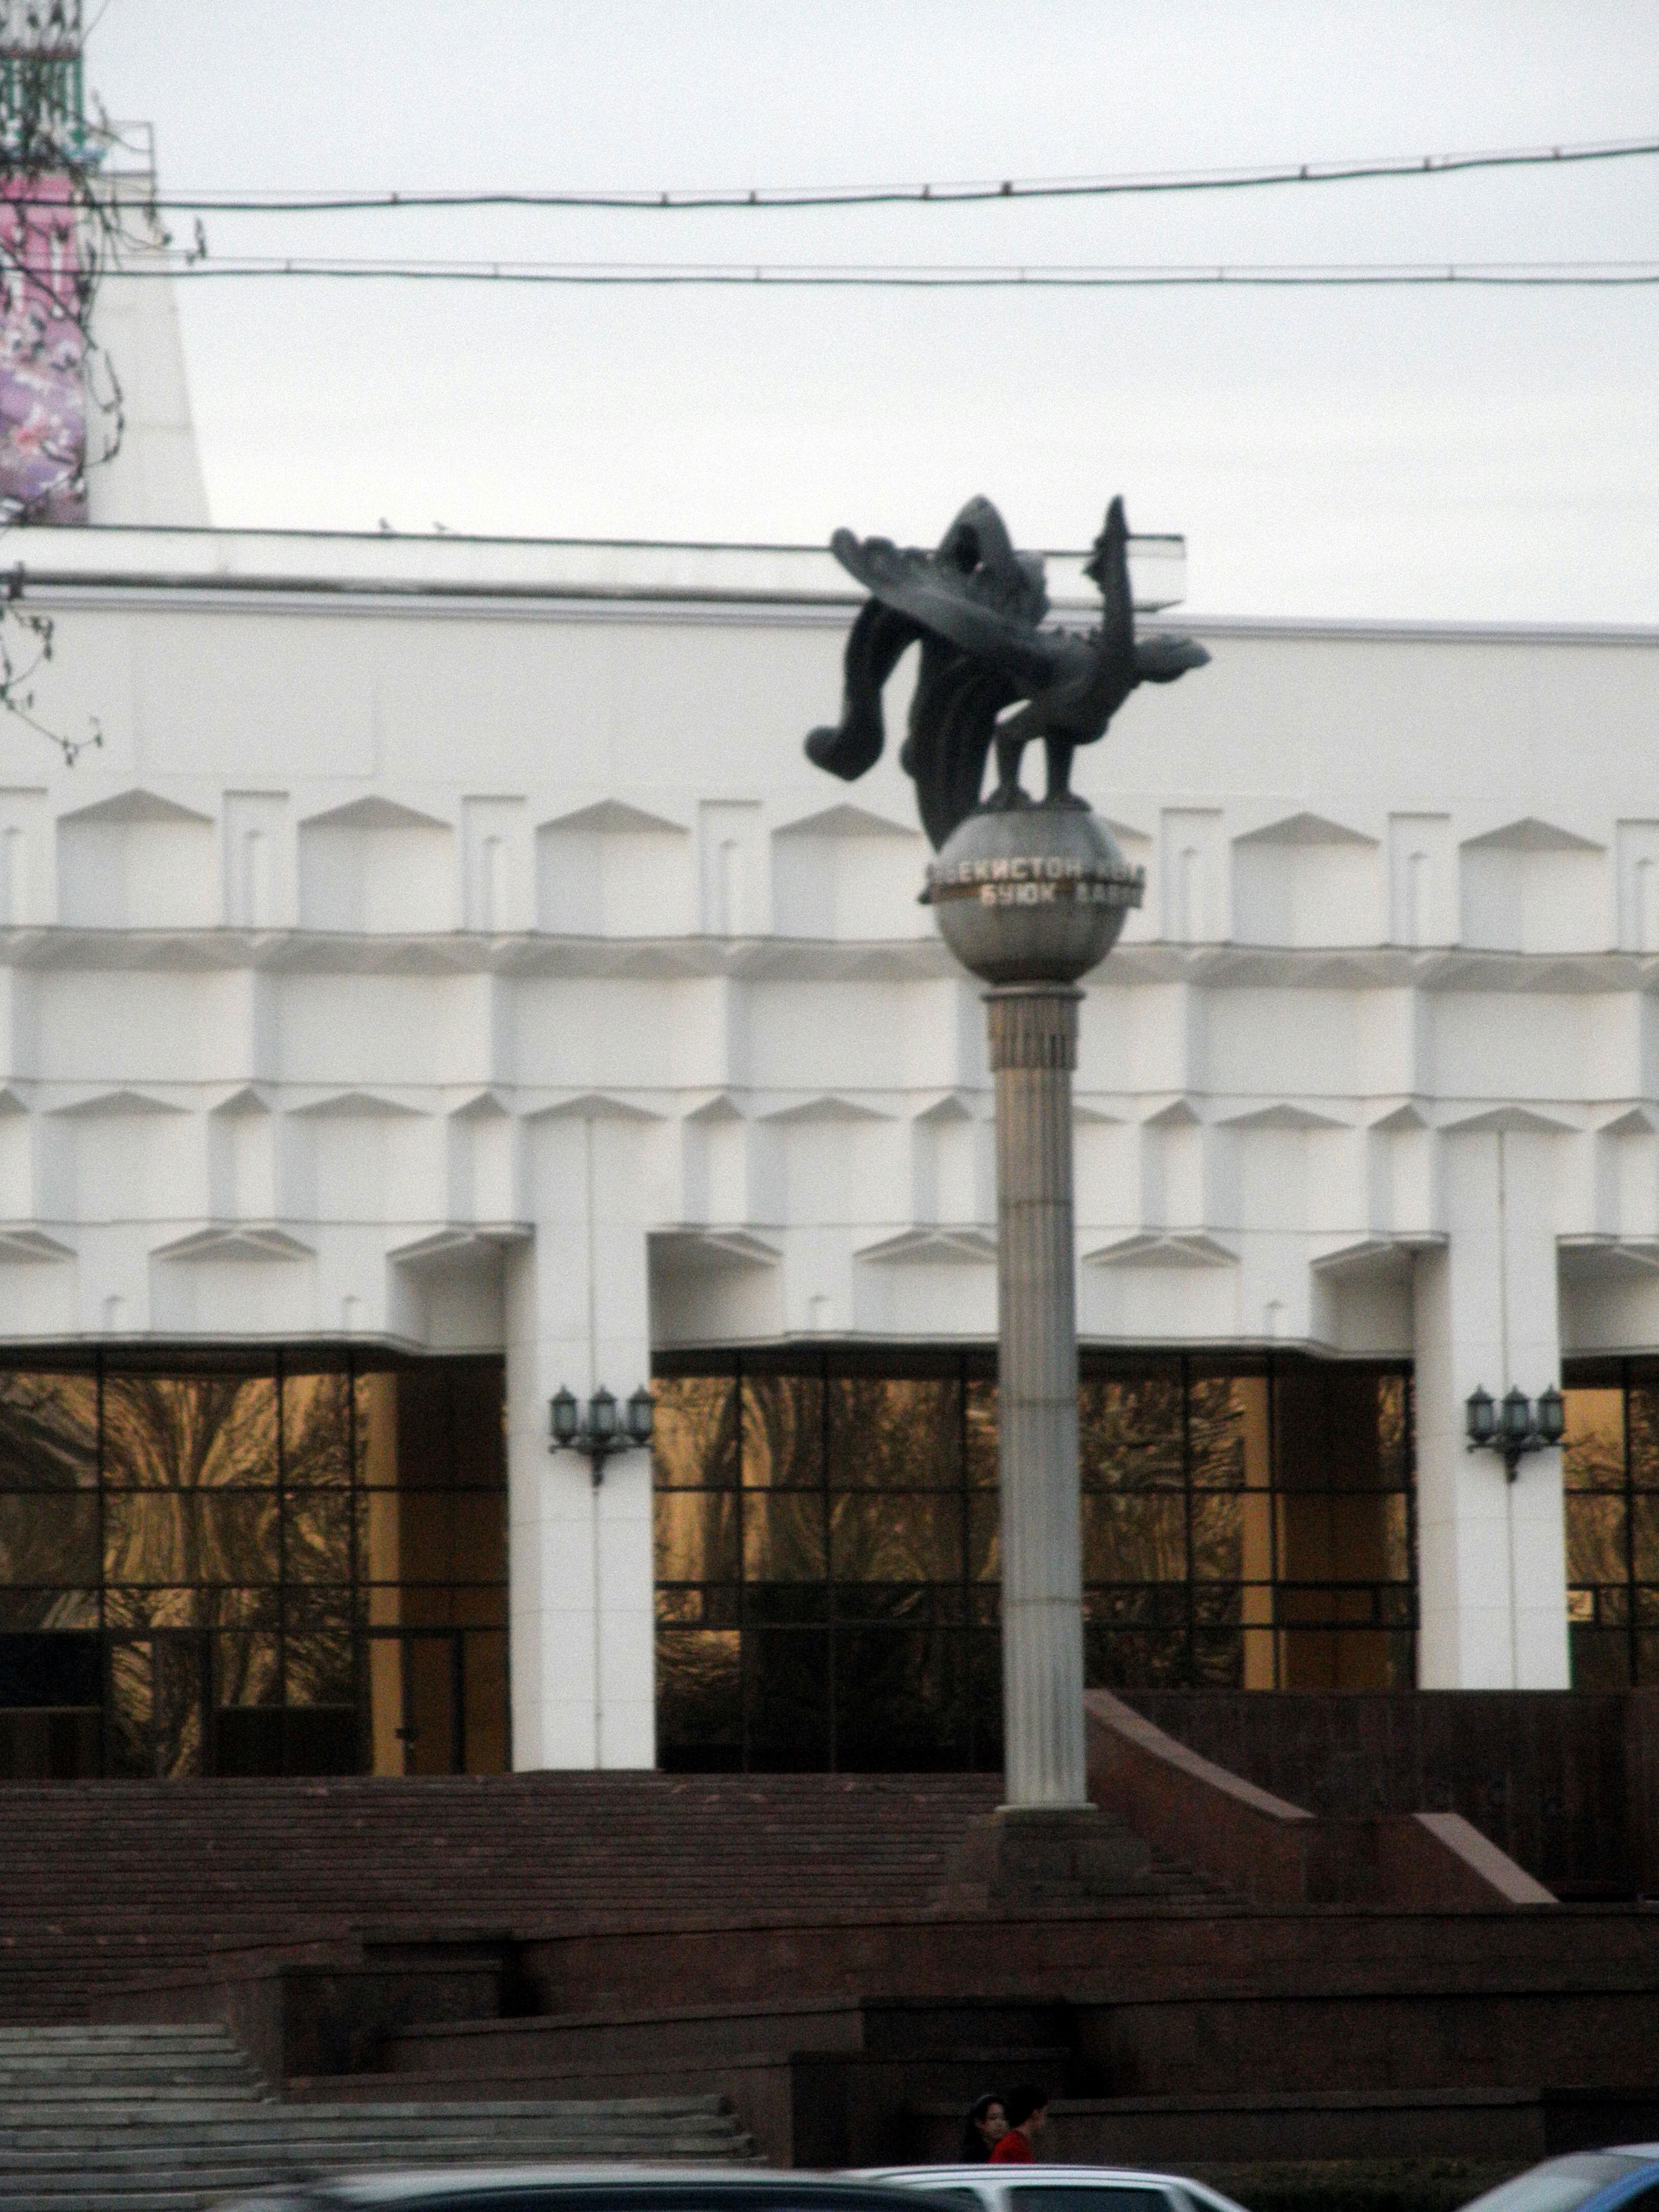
0 266 1653 1778
0 516 1654 1777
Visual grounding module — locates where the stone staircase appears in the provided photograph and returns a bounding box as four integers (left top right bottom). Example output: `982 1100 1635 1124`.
0 2024 754 2211
0 1774 1013 2023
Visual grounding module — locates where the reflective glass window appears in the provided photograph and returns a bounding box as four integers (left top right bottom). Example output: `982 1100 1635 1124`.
0 1349 507 1778
654 1347 1415 1767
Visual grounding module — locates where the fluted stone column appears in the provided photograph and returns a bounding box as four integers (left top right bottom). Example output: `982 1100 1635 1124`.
988 983 1089 1809
927 805 1146 1878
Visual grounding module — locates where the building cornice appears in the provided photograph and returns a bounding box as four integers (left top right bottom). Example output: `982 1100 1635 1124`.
3 925 1658 990
5 525 1654 644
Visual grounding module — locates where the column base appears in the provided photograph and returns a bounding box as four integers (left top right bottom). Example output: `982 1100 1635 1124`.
952 1805 1179 1906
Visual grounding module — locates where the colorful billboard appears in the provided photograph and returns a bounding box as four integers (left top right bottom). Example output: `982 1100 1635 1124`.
0 171 85 523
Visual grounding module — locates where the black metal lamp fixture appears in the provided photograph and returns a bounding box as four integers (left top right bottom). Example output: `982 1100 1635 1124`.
550 1384 655 1483
1465 1383 1564 1480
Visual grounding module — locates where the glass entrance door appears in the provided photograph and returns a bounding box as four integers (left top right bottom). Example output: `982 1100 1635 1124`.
368 1629 508 1776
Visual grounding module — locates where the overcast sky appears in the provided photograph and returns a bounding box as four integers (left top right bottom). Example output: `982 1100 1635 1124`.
84 1 1659 622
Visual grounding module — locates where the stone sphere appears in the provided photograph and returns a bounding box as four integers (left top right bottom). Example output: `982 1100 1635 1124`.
925 803 1144 986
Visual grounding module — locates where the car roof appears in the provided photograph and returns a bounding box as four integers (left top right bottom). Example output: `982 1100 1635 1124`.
850 2170 1200 2188
313 2173 933 2208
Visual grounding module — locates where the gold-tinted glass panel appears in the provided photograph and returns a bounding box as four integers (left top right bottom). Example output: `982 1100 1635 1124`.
286 1628 354 1708
653 1376 739 1489
968 1493 999 1581
657 1628 741 1748
1081 1374 1185 1491
0 1493 98 1584
103 1376 278 1490
0 1586 97 1628
830 1494 962 1582
829 1379 959 1489
1629 1387 1659 1489
281 1493 352 1584
463 1629 509 1772
1276 1492 1405 1584
1188 1373 1272 1491
741 1492 827 1581
0 1373 97 1492
1565 1389 1625 1492
104 1493 279 1587
965 1379 998 1488
742 1374 824 1488
216 1631 280 1708
1568 1493 1628 1586
1191 1490 1244 1580
655 1490 739 1585
1633 1495 1659 1582
281 1369 353 1486
1082 1494 1187 1583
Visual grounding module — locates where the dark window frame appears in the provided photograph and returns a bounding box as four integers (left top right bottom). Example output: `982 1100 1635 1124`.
653 1343 1416 1771
0 1345 508 1778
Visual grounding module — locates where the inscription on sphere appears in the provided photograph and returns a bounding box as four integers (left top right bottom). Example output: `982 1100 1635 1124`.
927 804 1143 986
928 848 1145 909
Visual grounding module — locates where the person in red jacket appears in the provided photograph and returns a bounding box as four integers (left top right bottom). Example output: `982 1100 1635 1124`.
989 2084 1050 2163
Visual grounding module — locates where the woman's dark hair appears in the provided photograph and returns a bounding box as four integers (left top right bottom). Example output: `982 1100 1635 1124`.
958 2093 1004 2163
1004 2083 1050 2129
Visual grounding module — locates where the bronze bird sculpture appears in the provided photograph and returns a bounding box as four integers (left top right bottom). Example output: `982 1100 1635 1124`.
806 495 1208 848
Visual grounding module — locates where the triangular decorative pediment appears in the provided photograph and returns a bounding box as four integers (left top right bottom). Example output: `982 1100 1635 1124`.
1074 1101 1126 1125
525 1092 663 1122
300 796 449 833
389 1225 529 1267
914 1092 975 1126
1084 1231 1237 1269
857 1227 996 1267
152 1225 313 1264
538 800 687 837
762 1094 893 1124
1218 1103 1351 1131
209 1085 271 1119
1600 1106 1659 1137
651 1227 780 1274
0 1227 71 1263
58 787 212 827
53 1087 184 1119
1460 817 1603 854
773 802 916 841
1370 1101 1431 1132
1559 1235 1659 1279
1312 1233 1444 1276
1233 811 1375 848
290 1089 425 1120
1440 1105 1578 1135
684 1092 745 1124
1142 1098 1203 1130
449 1089 510 1122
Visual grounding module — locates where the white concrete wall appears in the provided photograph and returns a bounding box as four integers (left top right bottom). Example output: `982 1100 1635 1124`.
0 552 1652 1728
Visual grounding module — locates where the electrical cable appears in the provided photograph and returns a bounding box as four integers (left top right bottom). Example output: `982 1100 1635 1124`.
94 133 1659 215
99 257 1659 289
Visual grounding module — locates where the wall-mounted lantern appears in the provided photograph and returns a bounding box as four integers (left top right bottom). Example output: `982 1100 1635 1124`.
550 1384 654 1483
1465 1384 1565 1481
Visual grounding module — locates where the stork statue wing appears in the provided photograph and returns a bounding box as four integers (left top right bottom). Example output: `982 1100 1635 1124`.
830 530 1064 694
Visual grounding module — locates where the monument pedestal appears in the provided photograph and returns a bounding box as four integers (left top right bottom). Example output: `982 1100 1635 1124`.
954 1804 1177 1906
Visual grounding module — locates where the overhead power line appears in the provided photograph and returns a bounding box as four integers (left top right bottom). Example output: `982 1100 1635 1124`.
102 257 1659 289
112 134 1659 216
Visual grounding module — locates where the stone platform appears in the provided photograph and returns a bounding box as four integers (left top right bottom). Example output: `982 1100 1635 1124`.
0 1698 1654 2173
